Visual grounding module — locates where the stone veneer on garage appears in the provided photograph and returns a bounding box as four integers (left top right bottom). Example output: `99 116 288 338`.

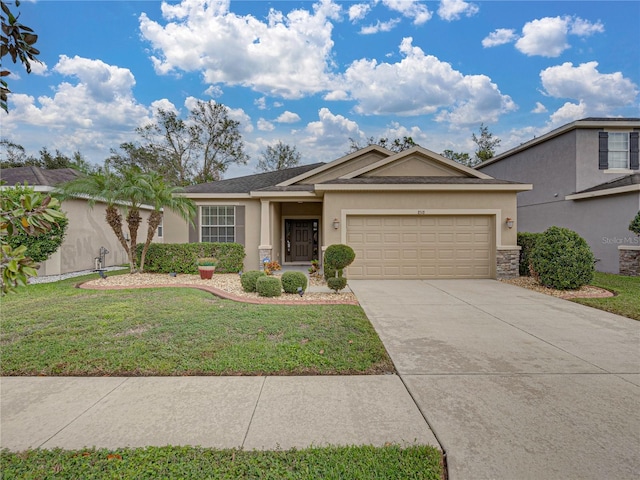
496 248 521 279
619 246 640 276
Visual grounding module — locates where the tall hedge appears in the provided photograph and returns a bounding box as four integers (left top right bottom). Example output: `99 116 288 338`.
517 232 543 277
530 226 594 290
136 242 245 273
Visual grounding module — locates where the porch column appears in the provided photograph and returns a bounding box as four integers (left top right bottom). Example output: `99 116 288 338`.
258 199 272 269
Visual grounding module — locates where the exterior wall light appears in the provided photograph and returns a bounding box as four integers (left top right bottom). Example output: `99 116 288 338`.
333 218 340 229
505 217 514 229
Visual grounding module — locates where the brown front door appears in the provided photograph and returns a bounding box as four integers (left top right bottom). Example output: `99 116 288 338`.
290 220 315 262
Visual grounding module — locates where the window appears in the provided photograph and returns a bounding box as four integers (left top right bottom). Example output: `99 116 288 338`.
201 206 235 242
599 131 639 171
156 219 163 238
608 132 629 169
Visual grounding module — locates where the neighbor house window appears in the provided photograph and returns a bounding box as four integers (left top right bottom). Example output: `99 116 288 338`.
156 218 163 238
599 131 639 170
201 206 235 242
608 132 629 169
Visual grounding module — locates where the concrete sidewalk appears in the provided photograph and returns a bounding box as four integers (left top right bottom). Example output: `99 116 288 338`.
0 375 438 452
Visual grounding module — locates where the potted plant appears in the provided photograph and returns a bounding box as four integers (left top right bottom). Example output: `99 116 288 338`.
197 257 218 279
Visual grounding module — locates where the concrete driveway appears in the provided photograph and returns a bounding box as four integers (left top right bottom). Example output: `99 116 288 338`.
349 279 640 480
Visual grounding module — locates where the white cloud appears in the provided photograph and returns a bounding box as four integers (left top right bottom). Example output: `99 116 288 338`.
569 17 604 36
301 107 363 148
254 97 267 110
548 101 587 126
482 28 517 48
532 102 547 113
139 0 341 99
360 18 401 35
437 0 479 22
515 16 570 57
276 111 301 123
540 61 638 115
29 61 48 76
257 118 275 131
382 0 432 25
349 3 370 22
337 38 515 126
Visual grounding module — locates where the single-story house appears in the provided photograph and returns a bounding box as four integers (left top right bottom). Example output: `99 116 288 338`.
164 145 532 279
1 166 159 276
477 118 640 275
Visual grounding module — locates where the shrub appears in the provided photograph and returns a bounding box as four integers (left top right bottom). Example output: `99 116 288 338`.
136 242 245 273
256 276 282 297
324 244 356 272
241 270 266 293
327 276 348 292
530 226 595 290
323 266 337 281
517 232 543 277
630 210 640 236
281 271 308 294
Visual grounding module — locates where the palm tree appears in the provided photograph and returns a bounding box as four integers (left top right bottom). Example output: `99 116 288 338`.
138 172 195 272
58 167 156 273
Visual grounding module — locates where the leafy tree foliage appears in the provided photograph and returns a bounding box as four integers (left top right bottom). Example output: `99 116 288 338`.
58 167 195 273
3 183 68 262
1 183 67 294
0 140 93 172
134 100 248 186
472 123 501 164
629 211 640 236
348 136 417 154
1 0 40 113
441 149 472 167
257 141 301 172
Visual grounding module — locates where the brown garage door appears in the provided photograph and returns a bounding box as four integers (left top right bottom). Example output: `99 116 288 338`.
346 215 493 279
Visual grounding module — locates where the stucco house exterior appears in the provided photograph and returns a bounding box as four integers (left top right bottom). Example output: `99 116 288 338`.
1 166 159 276
477 118 640 274
164 145 531 279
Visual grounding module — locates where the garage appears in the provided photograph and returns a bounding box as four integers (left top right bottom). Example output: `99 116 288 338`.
346 215 493 279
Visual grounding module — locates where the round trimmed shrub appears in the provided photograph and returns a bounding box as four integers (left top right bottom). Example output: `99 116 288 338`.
630 210 640 236
530 226 595 290
517 232 543 277
281 271 308 294
241 270 266 292
327 276 348 292
324 244 356 271
323 266 337 281
256 276 282 297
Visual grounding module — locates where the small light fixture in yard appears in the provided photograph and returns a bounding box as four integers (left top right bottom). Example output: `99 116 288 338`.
297 287 304 297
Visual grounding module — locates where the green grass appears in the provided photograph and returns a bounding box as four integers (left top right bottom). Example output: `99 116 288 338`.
0 445 444 479
0 274 394 376
572 272 640 320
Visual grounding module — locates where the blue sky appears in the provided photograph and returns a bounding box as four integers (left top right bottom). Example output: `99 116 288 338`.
4 0 639 179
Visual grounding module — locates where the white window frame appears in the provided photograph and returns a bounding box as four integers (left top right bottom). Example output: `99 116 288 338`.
608 132 630 169
156 218 163 238
200 206 236 243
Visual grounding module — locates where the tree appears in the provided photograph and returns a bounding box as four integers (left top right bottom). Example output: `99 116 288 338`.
348 136 417 154
138 172 195 273
472 123 501 164
441 149 473 167
0 140 93 172
1 0 41 113
136 100 248 185
3 183 68 263
1 183 66 294
58 167 195 274
257 141 301 172
630 211 640 236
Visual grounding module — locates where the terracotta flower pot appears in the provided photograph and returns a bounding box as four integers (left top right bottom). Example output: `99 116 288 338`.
198 266 215 279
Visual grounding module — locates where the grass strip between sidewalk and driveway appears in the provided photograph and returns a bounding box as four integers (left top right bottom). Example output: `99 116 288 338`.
570 272 640 320
0 274 394 376
0 445 444 479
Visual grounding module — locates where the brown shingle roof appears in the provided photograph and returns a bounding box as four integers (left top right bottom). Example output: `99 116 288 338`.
0 166 82 187
573 173 640 195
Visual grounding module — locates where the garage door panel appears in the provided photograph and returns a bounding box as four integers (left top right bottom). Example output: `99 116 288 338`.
347 215 493 279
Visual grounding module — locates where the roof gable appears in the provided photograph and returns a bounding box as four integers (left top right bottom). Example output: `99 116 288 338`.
341 146 492 180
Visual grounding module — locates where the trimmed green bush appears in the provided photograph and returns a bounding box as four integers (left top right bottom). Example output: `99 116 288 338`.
530 226 595 290
256 276 282 297
281 271 308 294
630 210 640 236
241 270 266 293
327 276 348 292
324 244 356 271
517 232 543 277
323 266 337 281
136 242 245 273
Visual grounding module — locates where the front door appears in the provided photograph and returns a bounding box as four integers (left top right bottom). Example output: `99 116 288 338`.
286 219 317 262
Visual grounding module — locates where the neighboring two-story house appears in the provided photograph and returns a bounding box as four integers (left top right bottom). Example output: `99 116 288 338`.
477 118 640 274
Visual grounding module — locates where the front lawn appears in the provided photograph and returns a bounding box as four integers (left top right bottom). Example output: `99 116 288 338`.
0 445 444 479
571 272 640 320
0 274 394 376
